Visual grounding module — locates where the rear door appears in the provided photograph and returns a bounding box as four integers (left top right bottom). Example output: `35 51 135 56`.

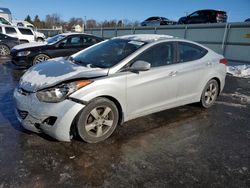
82 36 101 50
126 42 179 119
51 35 83 57
175 42 208 102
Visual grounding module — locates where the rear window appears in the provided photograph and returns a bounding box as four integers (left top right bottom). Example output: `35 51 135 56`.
18 28 33 35
5 27 17 34
178 42 208 63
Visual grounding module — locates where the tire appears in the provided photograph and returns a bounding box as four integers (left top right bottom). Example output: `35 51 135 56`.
200 79 219 108
32 54 50 65
37 38 44 42
0 44 10 56
77 97 119 143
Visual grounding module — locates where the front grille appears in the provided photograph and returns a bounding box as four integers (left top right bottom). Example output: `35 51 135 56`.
17 109 28 120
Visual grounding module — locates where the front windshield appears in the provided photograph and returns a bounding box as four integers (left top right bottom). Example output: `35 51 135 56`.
46 34 66 45
0 17 11 25
72 39 146 68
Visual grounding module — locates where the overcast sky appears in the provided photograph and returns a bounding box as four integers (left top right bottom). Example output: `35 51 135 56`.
1 0 249 22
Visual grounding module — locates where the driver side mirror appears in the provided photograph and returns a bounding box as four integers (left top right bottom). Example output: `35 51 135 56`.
129 60 151 72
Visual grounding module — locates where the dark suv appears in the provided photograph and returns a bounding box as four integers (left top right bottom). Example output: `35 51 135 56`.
178 9 227 24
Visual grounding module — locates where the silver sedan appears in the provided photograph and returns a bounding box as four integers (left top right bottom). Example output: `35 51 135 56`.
14 34 227 143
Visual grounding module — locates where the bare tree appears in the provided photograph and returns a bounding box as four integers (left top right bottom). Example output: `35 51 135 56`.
86 19 98 28
45 13 62 28
33 15 45 29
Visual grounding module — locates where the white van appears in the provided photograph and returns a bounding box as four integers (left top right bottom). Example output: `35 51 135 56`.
0 24 36 43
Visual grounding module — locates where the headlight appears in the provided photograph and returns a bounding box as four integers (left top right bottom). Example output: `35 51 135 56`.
17 51 31 57
36 80 92 103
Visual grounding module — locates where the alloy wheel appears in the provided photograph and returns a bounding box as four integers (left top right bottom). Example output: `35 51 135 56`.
201 79 219 108
33 54 50 65
85 106 114 138
0 45 10 56
204 82 217 105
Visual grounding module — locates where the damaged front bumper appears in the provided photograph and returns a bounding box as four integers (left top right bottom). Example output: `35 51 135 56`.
13 88 85 142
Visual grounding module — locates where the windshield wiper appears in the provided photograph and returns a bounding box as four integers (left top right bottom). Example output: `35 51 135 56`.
68 56 103 68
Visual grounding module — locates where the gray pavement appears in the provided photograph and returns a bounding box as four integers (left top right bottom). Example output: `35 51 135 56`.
0 57 249 187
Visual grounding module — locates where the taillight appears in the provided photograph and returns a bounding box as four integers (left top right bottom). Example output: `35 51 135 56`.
220 58 228 65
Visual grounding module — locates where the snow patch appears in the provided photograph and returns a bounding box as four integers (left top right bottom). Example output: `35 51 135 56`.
227 65 250 78
117 34 174 42
12 42 46 50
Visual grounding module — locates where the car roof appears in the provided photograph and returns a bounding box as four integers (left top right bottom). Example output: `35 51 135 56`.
59 32 102 38
114 34 175 43
0 24 33 30
195 9 226 13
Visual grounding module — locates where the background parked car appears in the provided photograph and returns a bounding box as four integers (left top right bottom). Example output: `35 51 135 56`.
13 20 46 42
0 24 36 43
0 18 46 42
11 33 103 67
245 18 250 22
178 9 227 24
0 33 19 56
141 17 176 26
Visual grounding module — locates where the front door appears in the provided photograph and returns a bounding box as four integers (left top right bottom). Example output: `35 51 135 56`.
126 42 179 119
52 35 83 57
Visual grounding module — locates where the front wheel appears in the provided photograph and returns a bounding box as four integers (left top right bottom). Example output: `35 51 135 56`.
200 79 219 108
0 44 10 56
77 97 119 143
32 54 50 65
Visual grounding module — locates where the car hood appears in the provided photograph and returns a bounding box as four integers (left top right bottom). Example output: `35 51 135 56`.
19 57 108 92
12 42 46 51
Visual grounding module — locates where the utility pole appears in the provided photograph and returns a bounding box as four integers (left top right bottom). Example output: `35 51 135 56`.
84 16 87 29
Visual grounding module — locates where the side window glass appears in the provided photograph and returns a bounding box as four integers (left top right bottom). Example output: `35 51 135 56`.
178 42 207 62
5 27 17 34
83 37 98 45
190 12 199 17
0 27 2 33
61 36 81 47
134 43 174 68
18 28 33 35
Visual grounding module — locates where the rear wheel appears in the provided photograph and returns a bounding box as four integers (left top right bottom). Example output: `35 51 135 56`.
77 97 119 143
32 54 50 65
200 79 219 108
0 44 10 56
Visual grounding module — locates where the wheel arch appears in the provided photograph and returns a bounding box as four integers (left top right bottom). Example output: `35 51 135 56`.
99 95 124 125
0 43 10 49
69 95 124 140
211 77 221 95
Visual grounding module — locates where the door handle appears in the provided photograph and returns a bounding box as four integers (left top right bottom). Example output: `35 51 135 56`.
169 71 178 77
